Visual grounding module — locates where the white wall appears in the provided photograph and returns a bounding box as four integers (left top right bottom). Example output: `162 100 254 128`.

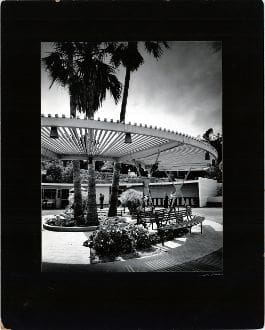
207 196 222 203
96 186 110 204
198 177 218 207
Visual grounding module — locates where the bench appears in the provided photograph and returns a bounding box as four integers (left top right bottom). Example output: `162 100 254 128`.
136 209 156 229
154 206 205 245
129 207 158 228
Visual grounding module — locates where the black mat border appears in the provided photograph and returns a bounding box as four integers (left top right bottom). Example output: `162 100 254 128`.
2 1 264 329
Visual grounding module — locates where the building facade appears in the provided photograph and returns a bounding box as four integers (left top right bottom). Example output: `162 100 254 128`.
41 177 219 209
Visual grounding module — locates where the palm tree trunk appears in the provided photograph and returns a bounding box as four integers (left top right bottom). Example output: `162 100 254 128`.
120 67 131 123
70 95 84 224
109 68 131 214
86 156 99 226
108 162 121 217
73 159 84 225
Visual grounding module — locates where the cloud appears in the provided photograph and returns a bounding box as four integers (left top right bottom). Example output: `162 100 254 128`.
41 41 222 136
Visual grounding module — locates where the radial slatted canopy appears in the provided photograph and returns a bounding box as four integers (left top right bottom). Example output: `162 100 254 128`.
41 115 218 171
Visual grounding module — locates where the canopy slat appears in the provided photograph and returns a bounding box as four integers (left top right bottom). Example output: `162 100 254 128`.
41 116 218 170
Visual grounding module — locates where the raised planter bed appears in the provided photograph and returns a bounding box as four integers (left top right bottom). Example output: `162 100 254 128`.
43 223 98 232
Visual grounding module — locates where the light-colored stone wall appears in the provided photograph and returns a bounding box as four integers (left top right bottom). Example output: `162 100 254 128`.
198 178 218 207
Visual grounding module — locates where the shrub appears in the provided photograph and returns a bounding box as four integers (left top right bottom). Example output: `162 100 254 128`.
157 227 189 242
91 223 135 258
61 165 73 183
158 227 175 241
129 226 152 249
45 162 62 183
46 214 75 227
90 218 158 257
119 189 143 214
149 232 161 245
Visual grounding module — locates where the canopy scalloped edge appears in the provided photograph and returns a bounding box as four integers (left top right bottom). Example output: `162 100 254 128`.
41 114 218 171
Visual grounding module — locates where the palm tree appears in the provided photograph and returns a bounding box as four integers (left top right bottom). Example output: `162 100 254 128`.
108 41 169 217
42 42 122 225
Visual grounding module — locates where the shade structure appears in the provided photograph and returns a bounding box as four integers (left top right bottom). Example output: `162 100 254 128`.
41 115 218 171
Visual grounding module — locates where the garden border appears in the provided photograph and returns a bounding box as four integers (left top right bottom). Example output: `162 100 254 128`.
43 223 98 232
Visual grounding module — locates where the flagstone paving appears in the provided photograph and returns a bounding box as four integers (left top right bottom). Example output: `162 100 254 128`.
42 207 223 272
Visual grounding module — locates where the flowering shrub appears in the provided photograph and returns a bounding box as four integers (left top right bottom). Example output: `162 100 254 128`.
157 227 175 241
90 217 158 257
129 226 152 249
119 189 143 214
157 227 189 241
149 232 161 245
91 223 134 258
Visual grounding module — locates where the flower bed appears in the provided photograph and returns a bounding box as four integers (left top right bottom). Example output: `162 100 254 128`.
83 217 188 263
46 212 75 227
43 209 98 232
43 207 108 229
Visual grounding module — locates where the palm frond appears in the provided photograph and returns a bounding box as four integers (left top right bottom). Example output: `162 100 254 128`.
144 41 169 59
43 41 122 117
110 43 127 68
42 52 70 88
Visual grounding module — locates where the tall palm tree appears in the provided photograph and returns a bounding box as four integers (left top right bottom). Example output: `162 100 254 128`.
108 41 169 217
43 42 122 225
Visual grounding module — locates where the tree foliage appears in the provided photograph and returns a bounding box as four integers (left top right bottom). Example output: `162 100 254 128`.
119 189 143 214
42 42 122 225
43 42 122 118
45 162 62 183
110 41 169 122
202 128 223 182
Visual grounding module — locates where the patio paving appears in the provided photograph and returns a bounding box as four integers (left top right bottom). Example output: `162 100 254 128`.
42 207 223 272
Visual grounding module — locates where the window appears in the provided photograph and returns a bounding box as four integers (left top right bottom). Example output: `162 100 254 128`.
43 189 56 200
61 189 69 199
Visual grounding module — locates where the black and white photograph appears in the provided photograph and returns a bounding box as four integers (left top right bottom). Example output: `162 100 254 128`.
2 1 264 329
41 41 223 272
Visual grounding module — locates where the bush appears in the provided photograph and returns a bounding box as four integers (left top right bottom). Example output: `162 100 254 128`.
46 214 75 227
157 227 189 242
91 223 134 258
149 232 161 245
61 165 73 183
45 162 63 183
90 218 157 257
129 226 152 249
88 216 191 258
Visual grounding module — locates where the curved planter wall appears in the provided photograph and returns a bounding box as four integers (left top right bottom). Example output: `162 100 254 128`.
43 223 98 232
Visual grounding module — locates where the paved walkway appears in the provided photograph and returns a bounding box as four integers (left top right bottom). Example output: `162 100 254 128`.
42 208 223 272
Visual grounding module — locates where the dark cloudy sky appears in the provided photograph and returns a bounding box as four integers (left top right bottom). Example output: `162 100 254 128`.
41 41 222 137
